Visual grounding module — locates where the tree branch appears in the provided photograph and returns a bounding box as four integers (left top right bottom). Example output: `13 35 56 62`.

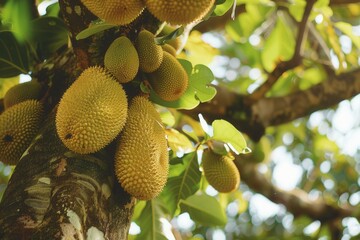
183 68 360 141
235 156 356 222
248 0 316 101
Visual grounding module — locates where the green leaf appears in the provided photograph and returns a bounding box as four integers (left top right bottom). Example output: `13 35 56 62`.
335 22 360 49
160 152 201 216
261 13 295 72
0 31 29 78
31 17 68 59
179 194 227 227
2 0 33 42
213 0 235 16
150 60 216 110
135 199 173 240
155 26 184 45
76 20 117 40
211 120 248 154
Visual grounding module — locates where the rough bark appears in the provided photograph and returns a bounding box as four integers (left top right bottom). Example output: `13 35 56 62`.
0 113 134 240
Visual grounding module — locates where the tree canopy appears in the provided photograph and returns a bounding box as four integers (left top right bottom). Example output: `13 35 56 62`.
0 0 360 239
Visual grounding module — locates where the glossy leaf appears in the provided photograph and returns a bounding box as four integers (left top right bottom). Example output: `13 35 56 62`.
31 17 68 59
213 0 234 16
211 120 247 154
150 60 216 110
0 31 29 77
261 13 295 72
135 199 173 240
76 20 116 40
179 194 227 227
160 152 201 216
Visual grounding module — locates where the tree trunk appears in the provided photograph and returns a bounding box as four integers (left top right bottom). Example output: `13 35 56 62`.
0 113 135 239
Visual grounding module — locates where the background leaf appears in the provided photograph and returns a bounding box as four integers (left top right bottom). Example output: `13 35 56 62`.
0 31 29 78
76 20 116 40
160 152 201 216
135 199 174 240
179 193 227 227
213 0 234 16
211 119 248 154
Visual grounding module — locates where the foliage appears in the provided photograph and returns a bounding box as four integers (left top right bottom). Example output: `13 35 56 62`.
1 0 360 239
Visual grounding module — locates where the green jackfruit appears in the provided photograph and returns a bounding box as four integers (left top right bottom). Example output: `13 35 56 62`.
0 100 43 165
56 66 128 154
104 36 139 83
202 149 240 193
4 81 42 109
147 52 188 101
161 44 177 56
80 0 145 25
115 96 168 200
135 30 163 73
144 0 215 25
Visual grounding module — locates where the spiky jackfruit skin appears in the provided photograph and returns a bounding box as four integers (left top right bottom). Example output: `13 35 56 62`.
104 36 139 83
4 81 42 110
148 52 188 101
56 66 128 154
162 44 177 56
202 149 240 193
80 0 144 25
135 30 163 73
0 100 43 165
115 96 168 200
144 0 215 25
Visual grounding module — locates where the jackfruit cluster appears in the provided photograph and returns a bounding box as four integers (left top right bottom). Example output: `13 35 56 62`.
0 100 43 165
114 96 168 200
56 66 128 154
147 51 188 101
80 0 145 25
144 0 215 25
202 149 240 193
4 81 42 109
104 36 139 83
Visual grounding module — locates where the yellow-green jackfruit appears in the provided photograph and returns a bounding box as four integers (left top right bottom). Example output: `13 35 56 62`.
56 66 128 154
161 44 177 57
115 96 168 200
148 52 188 101
0 100 43 165
202 149 240 193
104 36 139 83
135 30 163 73
4 81 42 109
144 0 215 25
80 0 144 25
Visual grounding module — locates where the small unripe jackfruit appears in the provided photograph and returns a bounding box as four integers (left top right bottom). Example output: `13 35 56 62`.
144 0 215 25
4 81 42 109
148 52 188 101
104 36 139 83
162 44 177 56
56 66 128 154
115 96 168 200
202 149 240 193
135 30 163 73
0 100 43 165
80 0 145 25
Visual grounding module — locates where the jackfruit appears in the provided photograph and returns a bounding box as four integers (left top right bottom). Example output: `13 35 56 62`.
135 30 163 73
80 0 144 25
202 149 240 193
56 66 128 154
147 52 188 101
4 81 42 109
0 100 43 165
114 96 168 200
104 36 139 83
144 0 215 25
162 44 177 56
